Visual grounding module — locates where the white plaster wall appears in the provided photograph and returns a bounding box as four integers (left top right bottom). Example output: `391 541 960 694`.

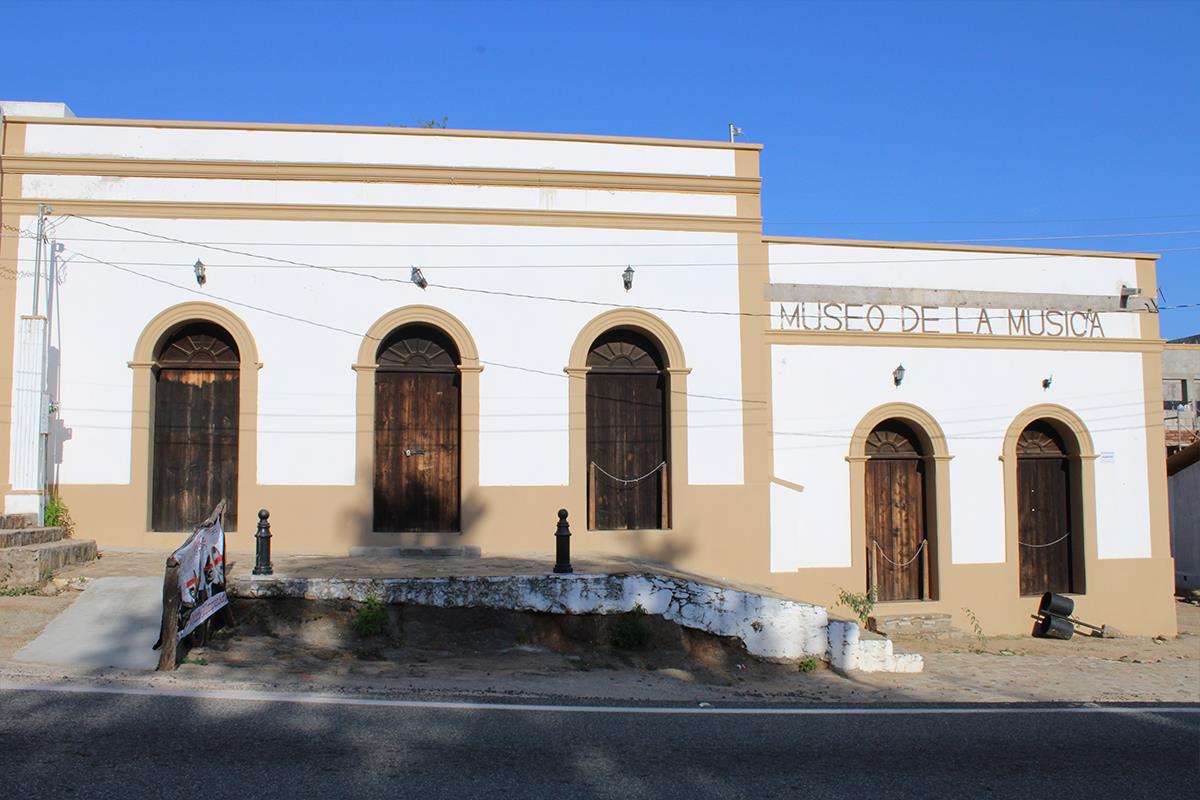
22 124 739 176
22 175 738 218
24 216 745 488
769 344 1152 570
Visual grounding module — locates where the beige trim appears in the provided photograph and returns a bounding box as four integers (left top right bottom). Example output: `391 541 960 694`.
1000 404 1097 596
1164 343 1200 351
4 155 761 195
770 476 805 493
6 115 763 151
765 329 1163 352
566 309 690 530
130 302 261 532
1135 259 1172 563
847 403 952 602
764 234 1160 261
6 198 760 234
0 121 27 495
353 306 481 537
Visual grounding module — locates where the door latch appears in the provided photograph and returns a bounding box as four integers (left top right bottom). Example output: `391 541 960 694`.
404 447 426 457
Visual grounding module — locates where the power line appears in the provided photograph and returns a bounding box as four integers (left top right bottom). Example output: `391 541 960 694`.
67 247 766 406
935 229 1200 244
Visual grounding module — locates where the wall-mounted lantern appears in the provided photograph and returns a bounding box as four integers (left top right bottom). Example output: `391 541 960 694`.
622 265 635 292
193 259 206 287
892 363 906 387
1042 376 1053 390
410 266 428 290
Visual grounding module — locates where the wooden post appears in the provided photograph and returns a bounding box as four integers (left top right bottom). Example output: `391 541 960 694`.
588 462 597 530
869 543 878 599
922 538 931 601
660 462 669 529
156 556 181 671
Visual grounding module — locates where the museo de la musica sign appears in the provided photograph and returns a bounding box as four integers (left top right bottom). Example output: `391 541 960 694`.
772 302 1108 338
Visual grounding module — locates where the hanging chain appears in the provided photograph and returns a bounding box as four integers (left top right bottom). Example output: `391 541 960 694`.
872 538 927 568
591 461 666 485
1018 531 1072 548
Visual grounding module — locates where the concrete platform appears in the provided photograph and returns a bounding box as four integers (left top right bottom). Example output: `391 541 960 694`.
13 576 162 670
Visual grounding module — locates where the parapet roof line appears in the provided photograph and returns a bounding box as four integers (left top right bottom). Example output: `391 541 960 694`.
763 235 1160 261
1 115 763 152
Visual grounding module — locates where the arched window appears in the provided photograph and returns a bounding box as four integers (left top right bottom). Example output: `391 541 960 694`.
865 419 930 601
586 328 669 530
151 321 240 531
373 324 461 532
1017 420 1084 595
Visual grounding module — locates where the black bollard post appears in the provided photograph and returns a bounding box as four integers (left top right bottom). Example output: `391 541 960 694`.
553 508 573 574
253 508 274 576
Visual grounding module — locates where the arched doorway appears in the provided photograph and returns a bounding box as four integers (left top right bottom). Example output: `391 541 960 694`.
586 328 669 530
1017 420 1082 595
151 321 240 531
865 419 929 601
373 324 461 532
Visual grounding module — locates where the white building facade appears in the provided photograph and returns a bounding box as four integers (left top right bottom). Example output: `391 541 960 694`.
0 104 1176 634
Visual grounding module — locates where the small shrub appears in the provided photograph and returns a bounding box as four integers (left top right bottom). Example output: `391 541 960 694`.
963 607 986 653
353 595 388 638
182 656 208 666
0 585 41 597
44 495 75 538
836 586 877 627
797 657 819 673
609 603 650 650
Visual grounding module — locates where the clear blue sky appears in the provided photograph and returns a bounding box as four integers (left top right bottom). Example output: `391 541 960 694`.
5 0 1198 337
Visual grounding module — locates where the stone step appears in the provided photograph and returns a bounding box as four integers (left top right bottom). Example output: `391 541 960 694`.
348 545 481 559
868 613 957 637
0 513 39 530
0 527 64 549
0 539 97 590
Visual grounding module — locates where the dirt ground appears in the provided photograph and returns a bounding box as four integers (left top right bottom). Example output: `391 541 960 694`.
2 548 1197 705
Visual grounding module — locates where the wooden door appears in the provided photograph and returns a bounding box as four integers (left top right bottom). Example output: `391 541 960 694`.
865 422 926 601
151 324 239 531
1017 423 1074 595
373 327 460 532
586 330 668 530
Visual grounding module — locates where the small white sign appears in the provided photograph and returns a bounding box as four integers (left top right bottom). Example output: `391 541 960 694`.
1099 451 1115 463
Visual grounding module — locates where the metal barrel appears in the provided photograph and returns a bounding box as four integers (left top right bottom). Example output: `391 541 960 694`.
1037 614 1076 640
1038 592 1074 618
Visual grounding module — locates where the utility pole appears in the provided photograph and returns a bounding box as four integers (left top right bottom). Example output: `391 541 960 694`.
728 123 743 143
31 206 50 524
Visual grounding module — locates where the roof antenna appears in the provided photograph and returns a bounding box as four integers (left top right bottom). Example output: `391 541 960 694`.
728 123 743 143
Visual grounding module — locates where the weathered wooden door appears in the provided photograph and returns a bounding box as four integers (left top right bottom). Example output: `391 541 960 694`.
586 330 669 530
151 323 239 531
1017 422 1075 595
865 421 926 601
373 326 460 532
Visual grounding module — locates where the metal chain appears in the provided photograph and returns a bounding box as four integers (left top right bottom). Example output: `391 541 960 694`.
1018 531 1072 548
872 538 927 568
591 461 666 485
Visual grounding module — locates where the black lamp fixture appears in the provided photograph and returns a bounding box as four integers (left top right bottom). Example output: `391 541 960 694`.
193 259 206 287
622 265 635 292
410 266 428 290
892 363 906 387
1042 375 1053 390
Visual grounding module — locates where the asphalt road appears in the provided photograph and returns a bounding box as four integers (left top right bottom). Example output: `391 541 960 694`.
1 686 1197 799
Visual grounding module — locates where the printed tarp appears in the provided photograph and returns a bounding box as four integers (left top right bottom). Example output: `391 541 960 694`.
174 517 225 607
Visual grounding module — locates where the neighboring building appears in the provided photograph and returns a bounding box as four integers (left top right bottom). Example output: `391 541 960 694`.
1163 336 1200 454
1167 443 1199 593
0 103 1178 635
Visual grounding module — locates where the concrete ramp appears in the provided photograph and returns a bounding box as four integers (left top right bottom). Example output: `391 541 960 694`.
14 577 162 670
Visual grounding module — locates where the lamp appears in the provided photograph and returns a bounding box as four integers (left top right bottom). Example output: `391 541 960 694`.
193 259 206 287
892 364 906 387
622 265 635 292
410 266 428 290
1042 376 1053 390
